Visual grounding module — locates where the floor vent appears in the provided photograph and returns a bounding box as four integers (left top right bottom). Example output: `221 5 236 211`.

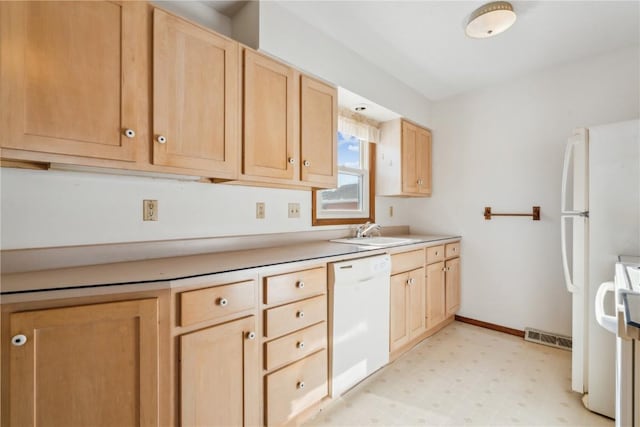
524 327 572 351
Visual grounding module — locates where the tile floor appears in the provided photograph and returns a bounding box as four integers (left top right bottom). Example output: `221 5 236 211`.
305 321 613 426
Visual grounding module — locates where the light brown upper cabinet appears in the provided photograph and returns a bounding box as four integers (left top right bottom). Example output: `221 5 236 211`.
0 1 146 161
241 48 337 188
300 75 338 188
152 9 239 178
377 119 432 196
242 49 297 181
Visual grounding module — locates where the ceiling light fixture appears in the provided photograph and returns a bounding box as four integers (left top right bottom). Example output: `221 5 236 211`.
465 1 516 39
353 104 367 112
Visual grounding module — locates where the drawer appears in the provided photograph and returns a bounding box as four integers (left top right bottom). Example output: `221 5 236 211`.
446 242 461 259
426 245 445 264
265 349 328 426
264 266 326 305
390 249 424 275
265 322 327 371
264 295 326 339
179 280 255 327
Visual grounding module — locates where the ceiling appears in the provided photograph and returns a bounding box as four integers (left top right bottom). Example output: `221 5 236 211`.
274 1 640 101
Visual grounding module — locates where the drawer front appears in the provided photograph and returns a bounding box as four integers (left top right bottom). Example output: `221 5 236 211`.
264 266 326 305
445 242 461 259
426 245 445 264
264 295 327 339
265 349 328 426
180 280 255 327
265 322 327 371
391 249 424 275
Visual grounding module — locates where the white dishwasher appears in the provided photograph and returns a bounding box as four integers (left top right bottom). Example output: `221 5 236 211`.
329 254 391 397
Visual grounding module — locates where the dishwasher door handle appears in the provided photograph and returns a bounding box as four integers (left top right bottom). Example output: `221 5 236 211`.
358 276 376 283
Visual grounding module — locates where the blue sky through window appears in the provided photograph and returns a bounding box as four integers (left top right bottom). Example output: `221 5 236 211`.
338 131 361 185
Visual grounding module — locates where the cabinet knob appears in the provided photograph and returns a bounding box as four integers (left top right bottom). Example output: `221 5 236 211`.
297 381 305 390
156 135 167 144
246 331 256 340
123 129 136 138
218 298 228 307
297 341 305 349
435 251 439 256
288 157 295 165
442 267 447 272
296 311 305 318
11 334 27 346
453 247 457 252
303 160 310 167
296 281 305 289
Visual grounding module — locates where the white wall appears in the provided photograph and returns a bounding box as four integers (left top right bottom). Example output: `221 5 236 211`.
0 168 409 249
254 2 432 127
407 47 640 335
152 1 232 36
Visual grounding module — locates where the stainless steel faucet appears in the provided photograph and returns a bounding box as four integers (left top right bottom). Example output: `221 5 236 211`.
355 221 381 238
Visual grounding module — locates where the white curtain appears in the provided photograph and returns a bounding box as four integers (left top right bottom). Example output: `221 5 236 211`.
338 113 380 143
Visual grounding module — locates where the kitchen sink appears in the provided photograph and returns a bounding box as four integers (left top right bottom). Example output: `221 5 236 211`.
330 237 421 247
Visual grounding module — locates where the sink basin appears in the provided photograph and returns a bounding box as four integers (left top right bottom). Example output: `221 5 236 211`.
330 237 421 247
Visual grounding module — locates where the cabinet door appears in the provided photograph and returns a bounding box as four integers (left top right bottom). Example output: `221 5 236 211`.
426 261 446 329
300 75 337 188
401 121 419 193
0 1 145 161
416 127 432 195
180 316 259 427
389 272 409 352
8 299 159 427
445 257 461 316
408 268 426 339
243 49 297 180
153 9 239 177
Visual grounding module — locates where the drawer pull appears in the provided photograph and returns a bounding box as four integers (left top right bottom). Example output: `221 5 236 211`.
296 311 305 319
11 334 27 346
246 331 256 340
297 381 305 390
296 281 305 289
297 341 305 349
218 298 229 307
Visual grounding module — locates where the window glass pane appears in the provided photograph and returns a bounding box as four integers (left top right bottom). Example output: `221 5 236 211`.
319 173 362 211
338 131 361 169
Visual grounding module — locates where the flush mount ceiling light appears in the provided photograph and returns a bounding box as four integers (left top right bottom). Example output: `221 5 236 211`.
465 1 516 39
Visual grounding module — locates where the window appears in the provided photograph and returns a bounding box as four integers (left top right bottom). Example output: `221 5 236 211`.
312 130 376 225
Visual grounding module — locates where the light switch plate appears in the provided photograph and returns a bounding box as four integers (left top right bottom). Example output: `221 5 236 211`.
256 202 265 219
143 200 158 221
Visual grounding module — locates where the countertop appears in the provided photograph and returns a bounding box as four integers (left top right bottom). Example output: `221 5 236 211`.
0 234 460 297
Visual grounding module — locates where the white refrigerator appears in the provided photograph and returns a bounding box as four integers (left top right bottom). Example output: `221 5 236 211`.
561 119 640 418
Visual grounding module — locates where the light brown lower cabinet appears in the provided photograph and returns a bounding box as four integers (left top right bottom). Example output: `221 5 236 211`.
180 315 259 427
7 298 160 427
445 257 461 316
389 267 426 354
426 261 446 329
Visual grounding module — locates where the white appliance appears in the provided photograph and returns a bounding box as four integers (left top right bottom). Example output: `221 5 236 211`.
329 254 391 398
596 258 640 427
561 119 640 418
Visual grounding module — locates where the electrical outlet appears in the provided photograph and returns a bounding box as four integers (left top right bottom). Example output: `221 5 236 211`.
288 203 300 218
256 202 265 219
143 200 158 221
389 205 394 217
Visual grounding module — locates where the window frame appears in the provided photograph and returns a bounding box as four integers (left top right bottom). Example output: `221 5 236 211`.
312 142 376 226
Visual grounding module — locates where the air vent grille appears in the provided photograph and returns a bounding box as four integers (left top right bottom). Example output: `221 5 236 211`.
524 327 572 351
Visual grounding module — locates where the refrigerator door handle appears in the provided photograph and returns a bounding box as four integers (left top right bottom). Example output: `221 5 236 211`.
595 281 617 334
561 139 576 213
561 215 578 293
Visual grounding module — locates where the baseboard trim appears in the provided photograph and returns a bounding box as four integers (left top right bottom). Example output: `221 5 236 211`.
455 315 525 338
